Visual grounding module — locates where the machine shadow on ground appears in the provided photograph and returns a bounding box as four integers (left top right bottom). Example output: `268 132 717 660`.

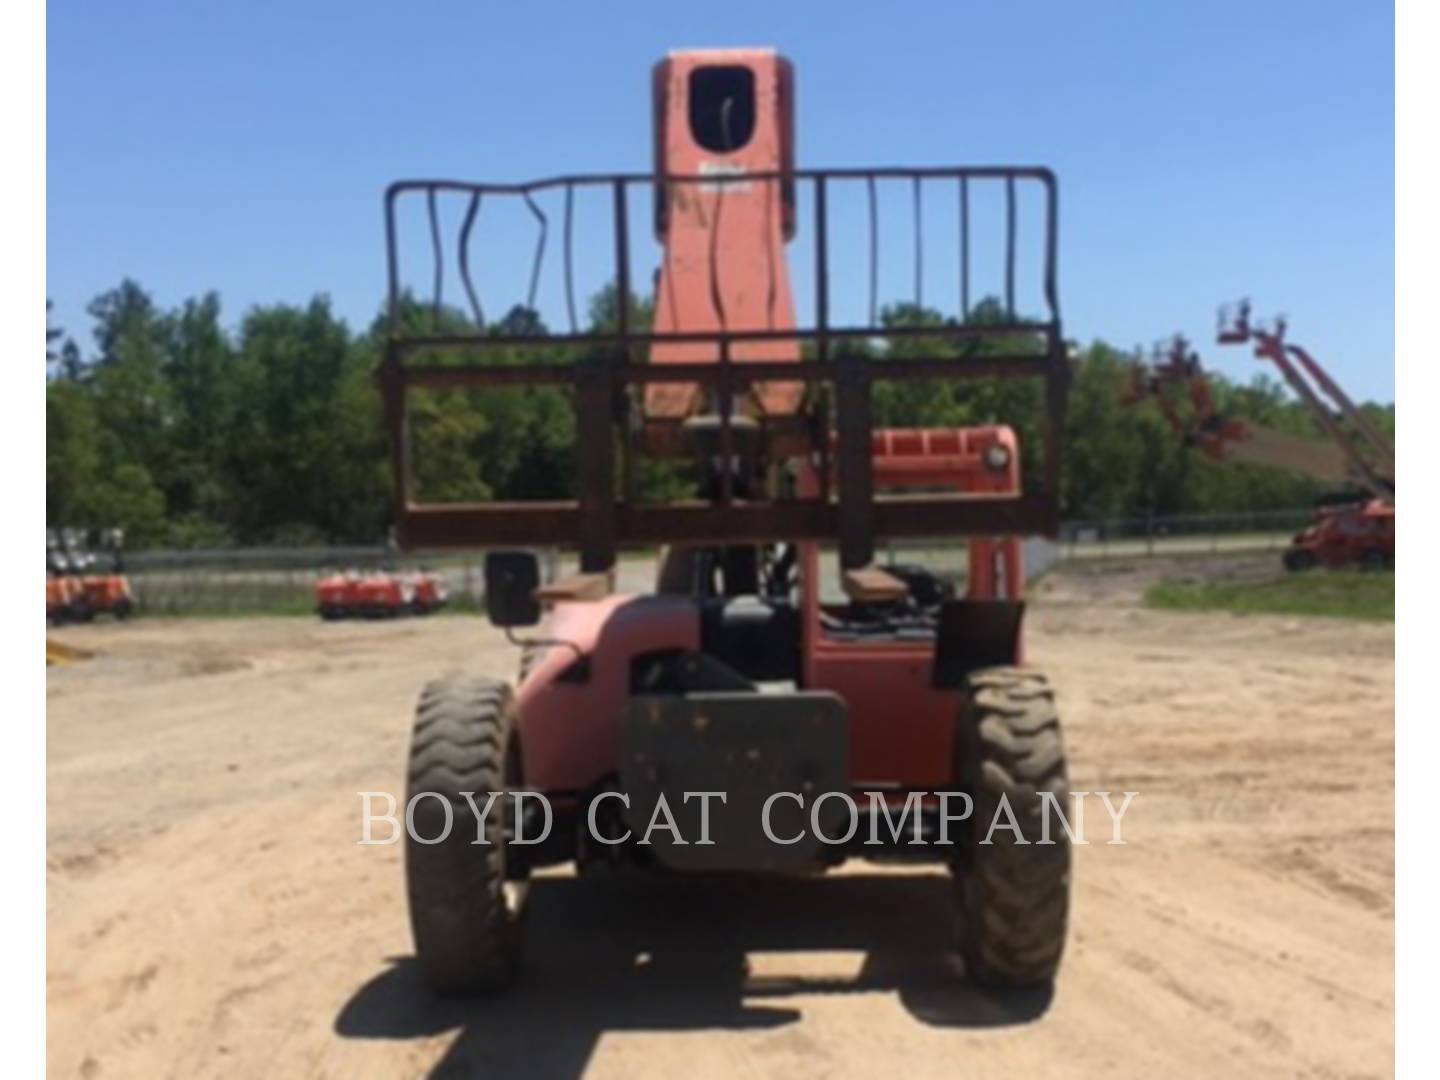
335 871 1054 1078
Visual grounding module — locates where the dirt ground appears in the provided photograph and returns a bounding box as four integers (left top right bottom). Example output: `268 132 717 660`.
46 557 1395 1078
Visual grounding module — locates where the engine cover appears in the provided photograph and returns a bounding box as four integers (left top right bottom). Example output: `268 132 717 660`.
619 690 848 871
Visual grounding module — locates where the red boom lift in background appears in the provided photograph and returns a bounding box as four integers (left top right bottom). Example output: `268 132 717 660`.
1127 301 1394 571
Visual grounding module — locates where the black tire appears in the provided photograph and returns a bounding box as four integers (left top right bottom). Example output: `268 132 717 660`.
405 677 525 994
1283 548 1318 573
954 667 1070 987
113 598 133 620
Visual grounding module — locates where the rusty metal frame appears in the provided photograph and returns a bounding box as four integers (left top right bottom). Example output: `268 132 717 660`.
380 166 1068 570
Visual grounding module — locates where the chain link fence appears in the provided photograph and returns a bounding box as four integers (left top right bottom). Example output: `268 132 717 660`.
115 509 1310 616
121 548 490 616
1058 508 1310 561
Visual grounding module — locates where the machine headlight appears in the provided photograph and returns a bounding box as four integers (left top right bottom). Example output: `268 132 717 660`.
984 443 1012 472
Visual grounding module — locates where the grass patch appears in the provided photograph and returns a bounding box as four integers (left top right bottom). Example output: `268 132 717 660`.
1144 570 1394 622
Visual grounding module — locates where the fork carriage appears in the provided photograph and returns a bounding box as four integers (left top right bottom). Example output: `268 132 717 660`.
378 165 1069 571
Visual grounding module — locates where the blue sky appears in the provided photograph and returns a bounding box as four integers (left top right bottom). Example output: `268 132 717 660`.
47 1 1394 400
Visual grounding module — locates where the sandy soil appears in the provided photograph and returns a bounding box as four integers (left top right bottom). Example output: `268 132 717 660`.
46 557 1394 1078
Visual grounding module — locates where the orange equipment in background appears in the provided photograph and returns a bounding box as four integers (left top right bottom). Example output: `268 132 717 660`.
315 569 448 619
1125 305 1395 572
47 528 133 622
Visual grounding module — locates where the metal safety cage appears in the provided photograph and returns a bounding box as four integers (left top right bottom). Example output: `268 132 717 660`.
378 166 1069 571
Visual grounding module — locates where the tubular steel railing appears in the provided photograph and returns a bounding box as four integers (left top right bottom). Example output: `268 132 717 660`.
379 166 1069 571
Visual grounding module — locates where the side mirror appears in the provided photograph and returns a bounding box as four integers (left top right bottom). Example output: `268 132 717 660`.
484 551 541 628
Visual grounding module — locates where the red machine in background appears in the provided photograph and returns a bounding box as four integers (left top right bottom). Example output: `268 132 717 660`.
1127 303 1394 572
315 569 448 619
46 528 134 623
46 574 89 624
1280 499 1393 572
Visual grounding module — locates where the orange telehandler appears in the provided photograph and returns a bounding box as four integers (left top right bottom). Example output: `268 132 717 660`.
380 49 1073 993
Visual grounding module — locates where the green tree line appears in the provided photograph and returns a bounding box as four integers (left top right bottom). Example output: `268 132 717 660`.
45 280 1394 548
